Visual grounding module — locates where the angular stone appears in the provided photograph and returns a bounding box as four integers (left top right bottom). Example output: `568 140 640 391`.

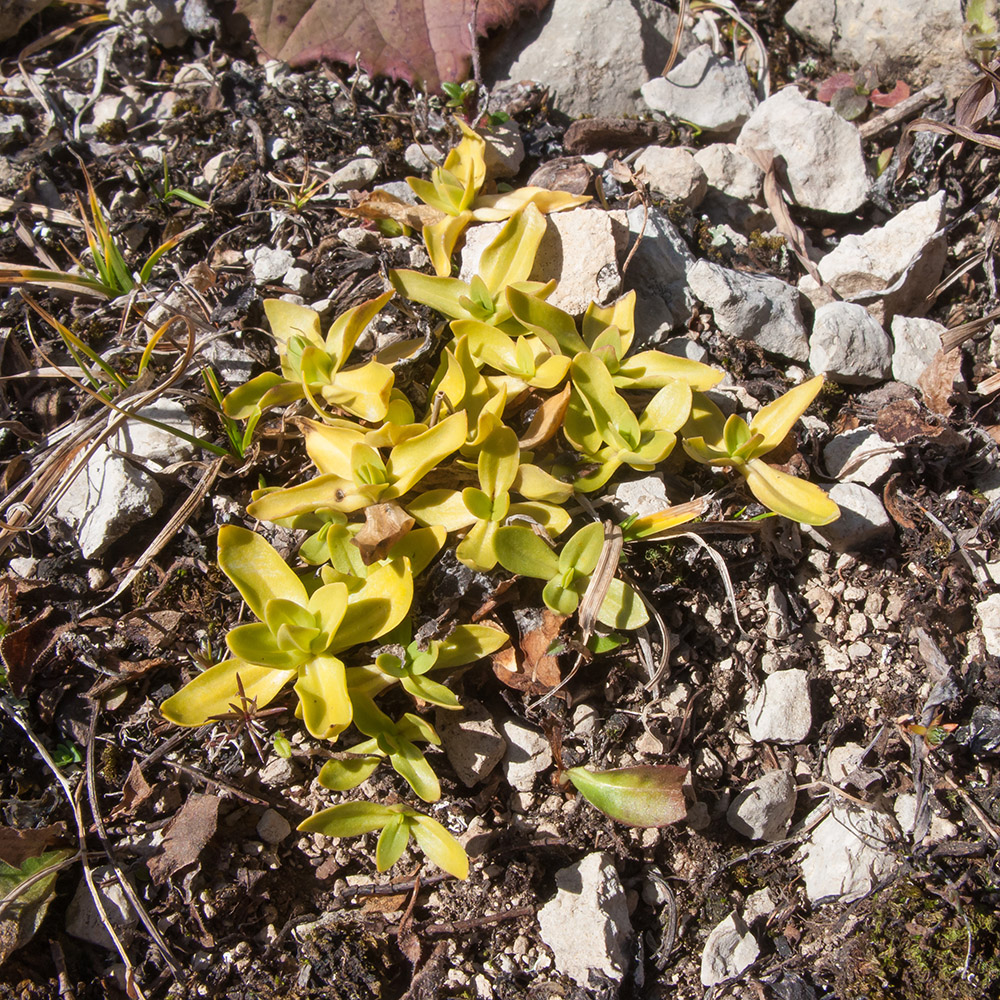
785 0 978 100
483 122 524 179
807 483 894 552
483 0 695 118
694 143 764 201
642 45 758 133
611 475 671 519
688 260 809 361
256 809 291 844
800 193 947 325
245 246 295 285
737 87 869 213
799 804 898 903
700 911 759 986
436 699 508 787
66 865 137 950
634 146 708 208
809 302 892 385
330 157 380 191
823 428 901 486
612 205 695 342
893 793 959 845
499 718 552 791
727 769 797 841
892 315 945 387
538 853 631 985
977 594 1000 657
461 208 624 316
746 669 811 744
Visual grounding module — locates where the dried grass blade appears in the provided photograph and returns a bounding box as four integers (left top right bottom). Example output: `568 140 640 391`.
577 522 623 642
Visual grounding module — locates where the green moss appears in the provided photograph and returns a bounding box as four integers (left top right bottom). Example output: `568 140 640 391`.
96 119 129 143
842 878 1000 1000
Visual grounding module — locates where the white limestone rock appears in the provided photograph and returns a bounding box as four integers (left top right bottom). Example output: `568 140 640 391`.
894 793 959 845
736 87 869 213
330 157 380 191
687 259 809 361
726 769 797 842
436 699 508 787
634 146 708 208
694 143 764 201
483 122 524 179
245 246 295 285
800 193 948 324
746 669 811 744
538 853 632 985
256 809 291 844
977 594 1000 657
611 475 672 519
499 719 552 791
823 428 901 486
461 208 623 316
613 205 695 341
483 0 695 118
642 45 758 133
892 315 946 387
809 302 893 385
799 804 899 903
66 865 137 950
806 483 894 552
785 0 977 100
700 911 760 986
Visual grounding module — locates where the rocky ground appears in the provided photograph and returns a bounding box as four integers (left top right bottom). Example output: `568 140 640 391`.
1 1 1000 998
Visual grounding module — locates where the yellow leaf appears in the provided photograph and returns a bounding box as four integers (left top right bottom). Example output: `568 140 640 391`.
742 458 840 525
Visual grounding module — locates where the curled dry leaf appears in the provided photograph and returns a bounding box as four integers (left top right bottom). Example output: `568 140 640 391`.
353 502 416 565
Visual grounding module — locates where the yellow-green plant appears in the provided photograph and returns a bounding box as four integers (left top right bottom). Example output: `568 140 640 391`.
159 119 841 883
160 526 413 739
682 375 839 525
405 118 589 275
223 293 397 427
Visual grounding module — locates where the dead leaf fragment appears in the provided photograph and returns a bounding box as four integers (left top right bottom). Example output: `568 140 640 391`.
0 825 66 868
111 762 154 820
353 502 415 565
147 793 220 885
340 190 443 231
916 349 963 415
526 158 593 195
235 0 551 92
492 608 565 696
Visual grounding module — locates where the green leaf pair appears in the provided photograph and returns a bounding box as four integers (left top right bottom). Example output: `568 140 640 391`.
299 802 469 879
494 521 648 630
681 376 840 525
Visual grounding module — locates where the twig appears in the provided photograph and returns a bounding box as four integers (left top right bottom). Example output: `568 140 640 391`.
0 694 150 1000
85 699 185 980
859 81 945 141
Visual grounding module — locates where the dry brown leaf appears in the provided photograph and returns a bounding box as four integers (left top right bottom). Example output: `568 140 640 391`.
519 384 571 449
147 793 220 885
339 190 443 231
111 762 155 821
0 824 66 868
491 609 566 698
353 502 415 565
235 0 550 92
873 398 967 454
917 349 963 415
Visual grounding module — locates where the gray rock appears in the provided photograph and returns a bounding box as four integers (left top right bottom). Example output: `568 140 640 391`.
611 475 671 519
499 718 552 791
634 146 708 208
404 142 441 173
800 193 947 325
693 143 764 201
0 114 26 146
736 87 869 213
799 804 898 903
892 315 946 387
977 594 1000 656
537 852 632 984
807 483 894 551
256 809 291 844
54 451 163 559
827 742 881 789
8 556 37 578
201 338 258 388
823 428 901 486
113 400 196 465
809 302 892 385
283 266 314 296
642 45 758 133
257 755 299 789
90 95 138 130
0 1 53 44
462 208 623 316
687 260 809 361
66 865 137 950
330 157 380 191
245 246 295 285
107 0 218 47
613 205 695 342
746 669 811 743
202 150 235 186
785 0 977 101
700 911 759 986
661 335 709 363
726 770 796 841
483 0 695 118
436 699 508 787
893 793 959 845
483 122 524 179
